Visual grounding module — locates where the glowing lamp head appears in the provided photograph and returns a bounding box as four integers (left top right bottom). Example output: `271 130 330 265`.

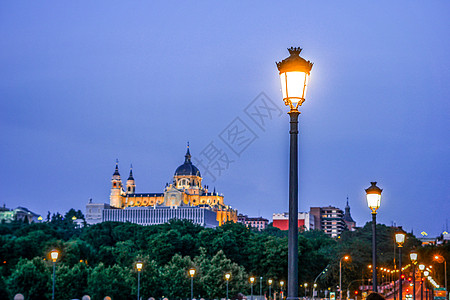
304 283 308 287
268 279 273 285
280 280 285 287
136 261 143 271
276 47 313 111
250 276 255 284
365 182 382 213
50 249 59 262
344 255 350 261
225 273 231 281
418 264 425 271
314 283 317 288
395 230 406 247
410 251 418 264
424 271 429 276
189 268 196 277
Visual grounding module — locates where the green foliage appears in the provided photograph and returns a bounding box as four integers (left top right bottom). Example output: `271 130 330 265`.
7 257 50 300
0 208 439 299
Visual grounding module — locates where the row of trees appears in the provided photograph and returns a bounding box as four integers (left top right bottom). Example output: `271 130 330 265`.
0 209 444 300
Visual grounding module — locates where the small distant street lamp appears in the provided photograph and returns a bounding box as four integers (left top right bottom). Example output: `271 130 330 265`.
304 283 308 298
225 273 231 300
50 249 59 300
433 254 447 292
136 261 143 300
276 47 313 300
280 280 285 299
365 182 382 292
339 255 350 300
410 250 418 300
268 279 273 300
395 229 406 300
419 264 425 300
189 268 196 300
250 276 256 300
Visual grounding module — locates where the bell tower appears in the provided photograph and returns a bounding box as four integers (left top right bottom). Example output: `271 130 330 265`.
110 160 124 208
126 165 136 195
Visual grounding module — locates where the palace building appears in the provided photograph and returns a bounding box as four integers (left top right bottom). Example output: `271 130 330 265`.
86 146 237 227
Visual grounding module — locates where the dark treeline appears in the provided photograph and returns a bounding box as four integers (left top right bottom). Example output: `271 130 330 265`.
1 208 443 300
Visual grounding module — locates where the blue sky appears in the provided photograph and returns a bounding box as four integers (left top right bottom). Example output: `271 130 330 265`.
1 1 449 236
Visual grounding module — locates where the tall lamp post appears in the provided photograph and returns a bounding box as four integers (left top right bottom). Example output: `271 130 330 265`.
225 273 231 300
365 182 382 292
136 261 143 300
395 229 406 300
268 279 273 300
189 268 196 300
340 255 350 300
433 255 447 292
410 250 418 300
50 249 59 300
419 264 425 300
250 276 256 300
276 47 313 300
304 283 308 299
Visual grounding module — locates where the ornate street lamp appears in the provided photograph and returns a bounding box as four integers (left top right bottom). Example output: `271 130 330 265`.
136 261 143 300
250 276 256 300
395 229 406 300
268 279 273 300
189 268 196 300
225 273 231 300
419 264 426 300
304 283 308 298
410 250 418 300
276 46 313 300
50 249 59 300
365 181 382 292
339 255 350 300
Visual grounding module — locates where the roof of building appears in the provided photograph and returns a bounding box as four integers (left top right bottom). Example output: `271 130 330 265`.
174 145 201 177
343 198 356 223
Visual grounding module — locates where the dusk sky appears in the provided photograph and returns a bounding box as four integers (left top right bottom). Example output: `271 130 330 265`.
1 2 449 237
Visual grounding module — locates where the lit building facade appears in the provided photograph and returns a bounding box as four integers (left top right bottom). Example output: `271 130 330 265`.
0 206 41 223
237 214 269 231
86 146 237 226
310 206 347 238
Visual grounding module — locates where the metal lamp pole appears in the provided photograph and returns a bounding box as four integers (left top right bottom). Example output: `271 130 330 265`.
276 47 313 300
410 251 418 300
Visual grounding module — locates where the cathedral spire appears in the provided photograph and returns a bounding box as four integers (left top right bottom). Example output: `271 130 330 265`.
184 142 191 163
113 159 120 176
128 164 134 180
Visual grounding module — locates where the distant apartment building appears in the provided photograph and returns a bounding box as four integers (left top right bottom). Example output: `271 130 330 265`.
310 206 346 238
237 214 269 231
272 212 315 231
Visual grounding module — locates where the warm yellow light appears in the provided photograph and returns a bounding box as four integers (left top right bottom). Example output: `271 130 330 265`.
314 283 317 288
189 268 196 277
136 261 143 271
50 249 59 262
225 273 231 281
276 47 313 111
410 251 418 263
304 283 308 287
344 255 350 261
368 265 372 269
280 71 309 108
250 276 255 284
268 279 273 285
280 280 285 287
365 182 382 213
424 271 429 276
418 264 425 271
395 231 406 246
72 216 77 220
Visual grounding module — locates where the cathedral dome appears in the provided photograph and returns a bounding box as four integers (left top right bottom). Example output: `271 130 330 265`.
174 146 201 177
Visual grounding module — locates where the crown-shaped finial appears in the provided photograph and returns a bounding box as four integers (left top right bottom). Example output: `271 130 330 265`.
288 47 302 56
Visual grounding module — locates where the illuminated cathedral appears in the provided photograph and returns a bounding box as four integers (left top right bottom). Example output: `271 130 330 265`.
95 145 237 226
